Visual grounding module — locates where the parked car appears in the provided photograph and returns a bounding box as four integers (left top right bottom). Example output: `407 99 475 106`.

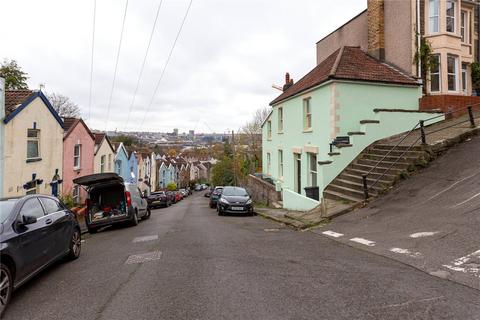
217 186 254 216
73 173 150 234
179 189 188 198
175 191 183 201
147 191 171 208
209 186 224 208
165 191 177 204
194 185 202 191
0 195 81 316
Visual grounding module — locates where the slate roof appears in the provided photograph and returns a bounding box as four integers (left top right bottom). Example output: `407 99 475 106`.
5 90 34 117
270 46 419 106
94 132 106 145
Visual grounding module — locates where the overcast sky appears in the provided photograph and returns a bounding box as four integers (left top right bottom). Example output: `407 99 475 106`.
1 0 366 133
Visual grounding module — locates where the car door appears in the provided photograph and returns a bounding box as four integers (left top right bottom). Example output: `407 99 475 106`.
39 197 72 257
137 187 148 214
14 197 52 280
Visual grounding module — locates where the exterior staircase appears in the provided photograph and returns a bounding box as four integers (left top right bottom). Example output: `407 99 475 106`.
324 143 429 203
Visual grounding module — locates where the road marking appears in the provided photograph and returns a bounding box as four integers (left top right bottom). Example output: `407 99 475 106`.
443 250 480 278
421 171 480 204
349 237 376 246
264 228 280 232
132 235 159 243
450 192 480 208
125 251 162 265
390 247 422 258
409 231 438 238
322 230 344 238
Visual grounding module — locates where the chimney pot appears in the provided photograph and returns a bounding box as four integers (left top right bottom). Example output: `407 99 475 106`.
282 72 294 91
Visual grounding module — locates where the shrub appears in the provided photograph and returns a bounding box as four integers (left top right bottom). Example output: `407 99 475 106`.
166 182 177 191
59 194 75 209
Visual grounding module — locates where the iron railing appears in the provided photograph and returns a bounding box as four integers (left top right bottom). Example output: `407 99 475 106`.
361 104 480 200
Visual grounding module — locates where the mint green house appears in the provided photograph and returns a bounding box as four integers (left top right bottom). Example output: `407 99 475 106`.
262 46 443 211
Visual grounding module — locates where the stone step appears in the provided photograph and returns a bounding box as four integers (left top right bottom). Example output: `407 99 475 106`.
350 163 405 175
356 158 411 169
366 148 425 157
361 153 419 163
360 120 380 124
323 189 363 203
338 173 394 187
327 183 374 200
374 144 424 151
345 168 397 181
333 178 382 193
348 131 365 136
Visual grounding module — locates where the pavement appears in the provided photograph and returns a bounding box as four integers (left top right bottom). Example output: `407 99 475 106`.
313 133 480 291
4 193 480 319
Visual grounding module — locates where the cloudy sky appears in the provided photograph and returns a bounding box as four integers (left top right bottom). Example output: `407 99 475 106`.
1 0 366 133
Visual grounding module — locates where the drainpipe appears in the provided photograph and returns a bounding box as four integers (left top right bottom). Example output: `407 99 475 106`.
417 0 422 82
0 77 4 197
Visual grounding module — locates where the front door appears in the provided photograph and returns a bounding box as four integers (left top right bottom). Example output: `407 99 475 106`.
294 153 301 194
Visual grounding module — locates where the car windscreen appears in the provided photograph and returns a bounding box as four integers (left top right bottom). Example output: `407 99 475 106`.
0 199 18 223
222 188 248 197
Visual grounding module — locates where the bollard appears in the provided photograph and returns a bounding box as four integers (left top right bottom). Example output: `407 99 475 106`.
468 106 476 128
420 120 426 144
362 175 369 200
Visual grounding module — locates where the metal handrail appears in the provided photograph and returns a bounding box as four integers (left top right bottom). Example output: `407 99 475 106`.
361 104 480 199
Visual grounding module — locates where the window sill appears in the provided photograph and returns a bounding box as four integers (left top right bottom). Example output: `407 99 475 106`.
73 167 82 171
26 157 42 163
277 131 283 134
303 129 313 133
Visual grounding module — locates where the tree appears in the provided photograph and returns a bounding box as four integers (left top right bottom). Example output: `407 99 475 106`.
240 106 271 173
166 182 177 191
413 37 437 95
0 59 29 90
47 92 81 118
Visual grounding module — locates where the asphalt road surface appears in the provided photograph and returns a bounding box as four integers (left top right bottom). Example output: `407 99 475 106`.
4 193 480 320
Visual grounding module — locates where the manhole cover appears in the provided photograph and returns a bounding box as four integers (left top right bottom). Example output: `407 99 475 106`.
133 235 159 243
125 251 162 264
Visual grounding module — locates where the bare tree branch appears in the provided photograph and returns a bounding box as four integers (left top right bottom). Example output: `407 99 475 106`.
47 92 81 118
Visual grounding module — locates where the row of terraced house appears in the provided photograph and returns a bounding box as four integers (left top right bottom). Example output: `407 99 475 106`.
0 79 215 204
261 0 480 211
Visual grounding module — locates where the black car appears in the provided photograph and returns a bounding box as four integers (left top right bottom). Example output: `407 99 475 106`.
147 191 171 208
217 186 254 216
0 195 81 316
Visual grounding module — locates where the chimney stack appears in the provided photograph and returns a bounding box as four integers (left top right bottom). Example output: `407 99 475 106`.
283 72 294 91
367 0 385 61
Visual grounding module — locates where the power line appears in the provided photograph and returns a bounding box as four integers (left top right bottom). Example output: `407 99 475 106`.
138 0 193 131
105 0 129 131
123 0 164 131
88 0 96 122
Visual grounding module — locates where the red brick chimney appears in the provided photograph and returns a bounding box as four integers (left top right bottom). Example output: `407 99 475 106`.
283 72 294 91
367 0 385 61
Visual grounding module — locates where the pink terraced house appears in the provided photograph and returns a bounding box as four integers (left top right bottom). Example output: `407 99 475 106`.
63 118 95 204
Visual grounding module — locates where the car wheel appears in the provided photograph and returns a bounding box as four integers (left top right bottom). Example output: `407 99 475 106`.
88 226 98 234
131 210 139 226
67 228 81 260
0 263 13 317
143 208 151 220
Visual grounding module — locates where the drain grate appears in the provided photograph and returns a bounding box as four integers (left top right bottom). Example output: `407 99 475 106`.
125 251 162 264
132 235 159 243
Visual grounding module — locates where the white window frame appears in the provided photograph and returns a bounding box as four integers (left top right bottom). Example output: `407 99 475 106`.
461 10 468 43
447 55 459 92
462 63 468 93
72 185 80 204
267 120 272 140
278 107 283 133
73 144 81 170
27 129 40 160
266 152 271 175
308 153 318 187
303 98 312 131
446 0 456 33
429 0 440 34
100 155 106 173
278 149 283 179
430 54 441 93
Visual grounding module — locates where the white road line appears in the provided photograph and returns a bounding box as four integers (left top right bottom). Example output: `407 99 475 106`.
322 230 344 238
409 231 438 238
349 237 376 246
133 235 159 243
390 247 422 258
125 251 162 265
443 250 480 278
421 171 480 204
450 192 480 208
